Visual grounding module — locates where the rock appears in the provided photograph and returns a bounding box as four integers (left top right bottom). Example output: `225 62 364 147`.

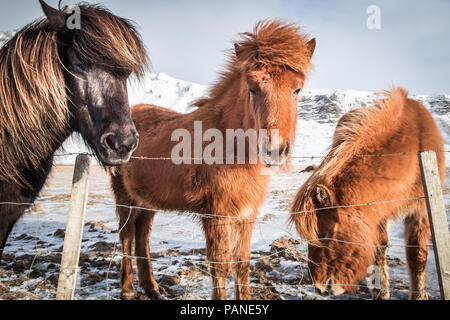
270 236 303 262
300 165 317 173
251 286 282 300
29 268 45 278
160 274 181 286
89 241 114 252
12 260 28 272
262 214 276 222
0 283 8 294
53 229 65 238
255 256 276 273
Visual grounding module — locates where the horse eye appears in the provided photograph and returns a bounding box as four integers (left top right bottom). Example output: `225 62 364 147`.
293 88 301 95
249 88 256 96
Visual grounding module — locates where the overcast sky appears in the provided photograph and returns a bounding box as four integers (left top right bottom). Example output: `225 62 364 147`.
0 0 449 94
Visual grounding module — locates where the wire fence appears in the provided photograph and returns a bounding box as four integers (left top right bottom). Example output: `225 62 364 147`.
0 150 448 300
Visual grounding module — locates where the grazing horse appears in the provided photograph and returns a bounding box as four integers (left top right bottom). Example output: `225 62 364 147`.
0 1 148 262
289 88 445 300
110 21 316 300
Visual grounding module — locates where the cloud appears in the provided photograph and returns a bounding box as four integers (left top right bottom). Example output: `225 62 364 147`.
0 0 448 94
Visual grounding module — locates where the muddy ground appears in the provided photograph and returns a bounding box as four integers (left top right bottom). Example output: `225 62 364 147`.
0 166 448 300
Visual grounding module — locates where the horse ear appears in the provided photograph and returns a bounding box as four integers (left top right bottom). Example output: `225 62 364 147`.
234 43 242 58
39 0 66 31
306 38 316 59
315 184 334 207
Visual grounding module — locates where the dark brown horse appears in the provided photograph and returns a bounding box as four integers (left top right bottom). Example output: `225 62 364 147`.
0 1 148 262
110 21 316 300
290 88 445 300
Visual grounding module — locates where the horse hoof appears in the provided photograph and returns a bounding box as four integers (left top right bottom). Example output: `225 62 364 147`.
410 291 428 300
370 289 390 300
121 293 136 300
145 289 165 300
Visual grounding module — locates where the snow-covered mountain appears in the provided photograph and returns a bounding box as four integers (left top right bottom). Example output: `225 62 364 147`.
59 72 449 166
1 30 448 165
0 30 15 48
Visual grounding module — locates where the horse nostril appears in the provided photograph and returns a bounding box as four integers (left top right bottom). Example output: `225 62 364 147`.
101 132 119 152
278 141 290 157
284 140 290 156
120 133 139 152
128 137 138 151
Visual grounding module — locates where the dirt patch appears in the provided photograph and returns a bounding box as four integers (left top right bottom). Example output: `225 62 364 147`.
270 236 304 262
251 286 282 300
300 165 317 173
85 220 114 231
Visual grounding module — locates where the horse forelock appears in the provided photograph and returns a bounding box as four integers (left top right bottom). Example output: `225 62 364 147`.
233 20 313 75
73 4 149 78
197 20 313 107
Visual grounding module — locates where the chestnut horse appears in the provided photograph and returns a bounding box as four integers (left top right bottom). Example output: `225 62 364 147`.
110 21 316 300
290 88 445 300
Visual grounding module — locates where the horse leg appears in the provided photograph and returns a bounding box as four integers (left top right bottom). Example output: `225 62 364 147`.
231 217 256 300
202 216 232 300
370 225 390 300
117 205 137 299
111 172 138 299
134 209 162 299
0 204 29 264
0 221 15 263
404 212 430 300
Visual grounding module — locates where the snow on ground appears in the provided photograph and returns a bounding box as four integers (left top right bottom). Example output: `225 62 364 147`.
1 72 449 300
1 166 448 300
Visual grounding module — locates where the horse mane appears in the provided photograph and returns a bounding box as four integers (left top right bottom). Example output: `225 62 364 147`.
193 20 314 109
0 3 148 184
289 172 321 240
289 88 408 239
316 87 407 184
234 20 313 74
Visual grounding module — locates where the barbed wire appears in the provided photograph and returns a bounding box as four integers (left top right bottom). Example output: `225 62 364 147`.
0 149 447 300
51 149 450 161
0 195 431 223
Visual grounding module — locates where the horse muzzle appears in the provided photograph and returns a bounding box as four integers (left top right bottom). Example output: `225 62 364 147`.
261 140 290 167
99 128 139 166
314 278 346 297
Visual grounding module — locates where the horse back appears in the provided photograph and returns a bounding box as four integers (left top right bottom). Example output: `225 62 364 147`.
404 97 445 184
130 104 181 134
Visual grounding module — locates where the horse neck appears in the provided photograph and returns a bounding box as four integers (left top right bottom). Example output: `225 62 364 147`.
201 71 254 133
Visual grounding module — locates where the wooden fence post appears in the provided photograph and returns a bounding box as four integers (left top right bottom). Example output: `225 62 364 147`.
56 154 91 300
419 151 450 300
